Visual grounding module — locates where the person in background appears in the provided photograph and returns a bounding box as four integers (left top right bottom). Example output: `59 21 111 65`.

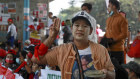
6 18 17 47
127 11 140 64
32 63 45 79
46 12 54 38
123 61 140 79
81 3 97 43
4 49 17 70
14 50 32 79
62 19 73 43
27 18 42 46
101 0 128 65
96 24 104 43
127 30 140 64
48 12 53 28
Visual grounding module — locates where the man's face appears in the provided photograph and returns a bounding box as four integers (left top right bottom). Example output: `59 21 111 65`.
32 63 39 72
81 6 90 13
6 54 13 61
33 21 38 26
72 19 92 41
8 21 12 25
49 13 53 18
108 3 114 13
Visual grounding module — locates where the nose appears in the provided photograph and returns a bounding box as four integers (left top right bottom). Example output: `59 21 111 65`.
77 25 84 31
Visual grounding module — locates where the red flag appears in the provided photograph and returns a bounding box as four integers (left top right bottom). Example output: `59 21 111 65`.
0 65 15 79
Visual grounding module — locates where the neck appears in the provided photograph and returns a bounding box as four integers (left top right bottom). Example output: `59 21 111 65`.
113 10 119 15
74 39 89 50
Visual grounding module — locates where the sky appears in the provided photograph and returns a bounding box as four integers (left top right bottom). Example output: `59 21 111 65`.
49 0 83 16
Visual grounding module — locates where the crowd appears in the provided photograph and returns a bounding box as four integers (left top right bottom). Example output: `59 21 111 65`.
0 0 140 79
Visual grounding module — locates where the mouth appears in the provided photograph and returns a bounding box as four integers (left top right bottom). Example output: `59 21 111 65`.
76 33 84 36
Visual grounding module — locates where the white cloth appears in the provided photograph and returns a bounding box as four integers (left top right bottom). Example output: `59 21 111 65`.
48 17 53 28
7 24 17 39
78 46 91 55
88 17 97 43
26 25 38 31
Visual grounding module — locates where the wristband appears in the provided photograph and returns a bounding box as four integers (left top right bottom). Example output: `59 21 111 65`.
34 43 48 60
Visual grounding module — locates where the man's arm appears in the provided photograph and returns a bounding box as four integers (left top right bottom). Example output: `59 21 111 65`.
114 19 128 41
32 18 60 64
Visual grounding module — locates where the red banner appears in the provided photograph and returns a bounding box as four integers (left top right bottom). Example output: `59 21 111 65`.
0 64 15 79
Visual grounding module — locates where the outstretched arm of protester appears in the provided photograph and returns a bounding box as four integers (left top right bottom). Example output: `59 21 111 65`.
31 18 61 64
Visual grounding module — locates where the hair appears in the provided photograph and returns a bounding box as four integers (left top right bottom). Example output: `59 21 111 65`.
72 17 91 27
5 53 16 64
123 61 140 78
49 12 53 15
52 16 57 19
33 18 38 22
109 0 120 10
81 3 92 11
20 50 28 59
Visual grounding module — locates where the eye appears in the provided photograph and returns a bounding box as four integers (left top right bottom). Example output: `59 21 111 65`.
75 24 79 27
84 25 88 28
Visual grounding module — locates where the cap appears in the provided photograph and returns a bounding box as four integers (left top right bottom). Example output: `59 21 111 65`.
72 11 95 28
7 18 13 23
7 49 16 55
25 40 31 45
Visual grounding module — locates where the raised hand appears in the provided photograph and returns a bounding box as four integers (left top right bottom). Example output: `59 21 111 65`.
49 18 61 38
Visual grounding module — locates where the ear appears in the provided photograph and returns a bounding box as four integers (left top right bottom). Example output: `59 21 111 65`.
89 27 93 35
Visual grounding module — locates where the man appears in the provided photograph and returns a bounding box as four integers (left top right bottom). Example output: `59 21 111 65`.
81 3 97 43
46 12 53 37
62 19 73 43
7 18 17 47
32 11 115 79
48 12 53 28
27 18 42 46
102 0 128 65
81 3 92 13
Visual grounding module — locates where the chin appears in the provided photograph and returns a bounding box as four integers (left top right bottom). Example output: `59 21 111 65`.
74 37 86 41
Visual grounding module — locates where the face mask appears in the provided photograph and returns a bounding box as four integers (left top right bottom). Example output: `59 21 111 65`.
34 22 38 25
6 58 13 64
24 59 27 62
35 70 39 74
109 11 114 16
16 58 21 64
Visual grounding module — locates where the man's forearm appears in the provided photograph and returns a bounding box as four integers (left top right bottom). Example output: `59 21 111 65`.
43 36 56 47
